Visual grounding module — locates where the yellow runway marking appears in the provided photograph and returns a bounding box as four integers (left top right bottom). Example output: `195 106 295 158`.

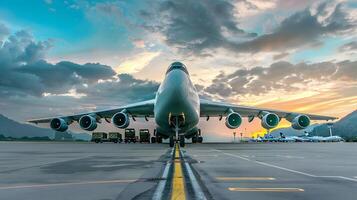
171 144 186 200
0 179 136 190
217 177 275 181
228 187 304 192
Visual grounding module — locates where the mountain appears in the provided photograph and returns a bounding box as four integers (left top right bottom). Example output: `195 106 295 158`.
0 114 55 138
0 114 91 140
271 110 357 138
331 110 357 137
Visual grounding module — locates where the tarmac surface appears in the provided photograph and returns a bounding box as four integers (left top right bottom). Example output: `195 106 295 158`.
0 142 357 200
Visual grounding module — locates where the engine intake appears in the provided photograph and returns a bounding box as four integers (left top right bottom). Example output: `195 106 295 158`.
50 118 68 132
261 112 279 129
225 112 242 129
112 112 129 129
79 115 97 131
292 115 310 130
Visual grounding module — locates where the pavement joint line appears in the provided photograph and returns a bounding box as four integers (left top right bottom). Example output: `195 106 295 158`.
216 177 276 181
0 155 94 173
214 149 357 183
152 147 175 200
180 147 207 200
228 187 305 192
0 179 137 190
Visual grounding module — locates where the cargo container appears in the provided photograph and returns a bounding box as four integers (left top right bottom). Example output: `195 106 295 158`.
124 129 136 143
91 132 108 143
108 132 122 143
139 129 150 143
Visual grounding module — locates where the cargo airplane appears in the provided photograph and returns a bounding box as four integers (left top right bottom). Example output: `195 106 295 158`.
29 62 337 147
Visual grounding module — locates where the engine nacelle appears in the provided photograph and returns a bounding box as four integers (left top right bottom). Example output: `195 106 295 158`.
79 115 97 131
111 112 129 129
225 112 242 129
261 112 279 129
50 118 68 132
291 115 310 130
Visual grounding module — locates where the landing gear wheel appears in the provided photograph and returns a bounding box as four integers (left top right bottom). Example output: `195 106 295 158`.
156 136 162 143
151 137 156 144
192 136 197 144
179 135 185 147
198 136 203 143
169 136 174 147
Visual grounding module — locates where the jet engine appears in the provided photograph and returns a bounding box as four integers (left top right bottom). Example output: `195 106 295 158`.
261 112 279 129
225 112 242 129
50 118 68 132
79 115 98 131
291 115 310 130
112 112 130 129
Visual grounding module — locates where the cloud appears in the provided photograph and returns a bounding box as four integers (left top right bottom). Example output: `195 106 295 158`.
228 1 356 53
203 60 357 98
115 51 161 73
339 41 357 52
141 0 257 56
0 23 9 41
0 24 159 104
77 74 159 102
142 1 355 55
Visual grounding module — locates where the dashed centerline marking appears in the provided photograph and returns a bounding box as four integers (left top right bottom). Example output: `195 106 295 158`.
228 187 304 192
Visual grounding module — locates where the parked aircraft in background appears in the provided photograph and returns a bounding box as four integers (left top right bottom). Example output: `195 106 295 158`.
28 62 337 147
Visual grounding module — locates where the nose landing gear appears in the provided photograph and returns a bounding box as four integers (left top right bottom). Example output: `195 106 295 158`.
169 115 186 148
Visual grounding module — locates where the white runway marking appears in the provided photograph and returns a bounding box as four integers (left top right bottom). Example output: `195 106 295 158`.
180 148 207 200
214 149 357 183
152 147 175 200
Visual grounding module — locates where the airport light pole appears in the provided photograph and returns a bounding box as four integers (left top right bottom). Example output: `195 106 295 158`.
233 132 236 143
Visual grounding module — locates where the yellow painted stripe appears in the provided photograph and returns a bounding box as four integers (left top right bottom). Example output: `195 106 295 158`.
228 187 304 192
171 144 186 200
217 177 276 181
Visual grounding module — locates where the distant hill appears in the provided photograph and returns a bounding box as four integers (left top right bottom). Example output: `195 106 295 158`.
0 114 55 138
0 114 91 141
271 110 357 138
331 110 357 137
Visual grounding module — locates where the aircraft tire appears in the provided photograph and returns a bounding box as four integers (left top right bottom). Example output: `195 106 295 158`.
151 137 156 144
169 136 174 147
180 136 185 147
192 136 197 143
198 136 203 143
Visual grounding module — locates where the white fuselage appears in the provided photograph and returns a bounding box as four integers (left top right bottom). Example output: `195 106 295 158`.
154 68 200 136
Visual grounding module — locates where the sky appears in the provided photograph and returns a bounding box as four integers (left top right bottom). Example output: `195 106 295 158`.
0 0 356 141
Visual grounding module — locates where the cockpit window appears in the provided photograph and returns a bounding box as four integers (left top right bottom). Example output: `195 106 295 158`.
166 62 189 75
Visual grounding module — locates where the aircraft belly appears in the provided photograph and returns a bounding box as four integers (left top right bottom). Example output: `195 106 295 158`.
154 71 199 134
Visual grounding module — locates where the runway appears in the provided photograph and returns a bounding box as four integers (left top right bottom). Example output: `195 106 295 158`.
0 142 357 200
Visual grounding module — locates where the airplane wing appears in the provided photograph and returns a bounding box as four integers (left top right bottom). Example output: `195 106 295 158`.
28 99 155 124
200 99 337 121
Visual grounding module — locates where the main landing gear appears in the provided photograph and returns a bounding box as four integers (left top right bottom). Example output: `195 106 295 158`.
179 135 185 148
169 136 174 147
